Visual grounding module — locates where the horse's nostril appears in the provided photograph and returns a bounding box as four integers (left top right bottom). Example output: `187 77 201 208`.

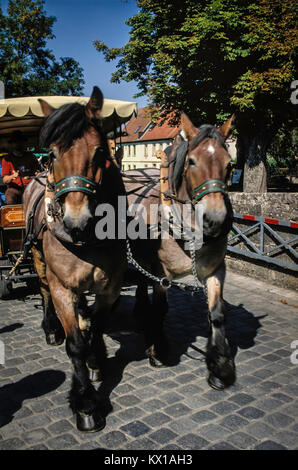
63 216 72 232
63 213 92 236
203 209 227 238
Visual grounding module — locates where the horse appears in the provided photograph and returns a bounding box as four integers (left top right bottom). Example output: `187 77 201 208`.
123 113 236 391
23 87 127 432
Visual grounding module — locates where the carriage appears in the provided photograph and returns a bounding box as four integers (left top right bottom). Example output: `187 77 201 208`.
0 94 137 298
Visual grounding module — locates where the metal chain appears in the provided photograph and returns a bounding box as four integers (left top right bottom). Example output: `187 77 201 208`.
190 239 201 292
126 239 169 286
126 238 202 294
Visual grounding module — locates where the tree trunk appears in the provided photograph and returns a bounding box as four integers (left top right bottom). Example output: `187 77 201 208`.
236 126 274 193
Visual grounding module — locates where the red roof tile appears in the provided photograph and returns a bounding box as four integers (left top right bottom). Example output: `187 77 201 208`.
117 107 180 143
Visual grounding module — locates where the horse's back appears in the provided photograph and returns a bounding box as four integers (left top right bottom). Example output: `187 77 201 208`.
122 168 160 210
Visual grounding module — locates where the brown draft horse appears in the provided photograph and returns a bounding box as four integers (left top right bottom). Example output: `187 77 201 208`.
124 113 236 391
23 87 127 432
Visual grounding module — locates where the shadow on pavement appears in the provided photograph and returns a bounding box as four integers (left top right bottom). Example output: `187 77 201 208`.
0 281 40 302
0 370 66 428
97 286 265 417
0 322 24 334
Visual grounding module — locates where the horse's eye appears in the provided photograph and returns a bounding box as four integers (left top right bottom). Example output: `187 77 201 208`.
188 157 197 167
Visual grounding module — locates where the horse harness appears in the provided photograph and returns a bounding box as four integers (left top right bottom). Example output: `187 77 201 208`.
22 133 112 260
125 127 230 294
164 127 228 205
20 128 228 294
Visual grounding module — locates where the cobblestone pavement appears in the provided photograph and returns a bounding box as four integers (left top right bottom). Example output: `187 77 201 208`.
0 271 297 451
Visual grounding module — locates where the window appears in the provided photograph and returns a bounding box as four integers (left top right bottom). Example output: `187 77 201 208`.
144 144 148 158
134 126 141 134
148 123 155 132
133 145 136 157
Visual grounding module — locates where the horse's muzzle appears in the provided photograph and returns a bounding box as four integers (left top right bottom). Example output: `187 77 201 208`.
63 212 93 242
203 209 229 239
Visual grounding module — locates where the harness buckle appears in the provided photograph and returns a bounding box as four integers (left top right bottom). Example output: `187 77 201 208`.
160 277 171 288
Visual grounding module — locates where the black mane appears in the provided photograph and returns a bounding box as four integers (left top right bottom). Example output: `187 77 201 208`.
39 102 101 151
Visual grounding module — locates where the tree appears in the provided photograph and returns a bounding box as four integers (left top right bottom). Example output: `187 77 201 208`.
95 0 297 192
0 0 84 97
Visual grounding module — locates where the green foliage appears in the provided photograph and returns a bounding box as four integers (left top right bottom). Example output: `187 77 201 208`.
0 0 85 97
94 0 297 127
267 127 298 169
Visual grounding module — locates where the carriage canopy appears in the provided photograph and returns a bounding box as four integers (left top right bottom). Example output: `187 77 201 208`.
0 95 137 143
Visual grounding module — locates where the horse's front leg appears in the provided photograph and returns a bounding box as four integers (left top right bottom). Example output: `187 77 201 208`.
146 283 171 368
205 262 236 390
31 245 65 346
46 268 105 432
85 294 117 384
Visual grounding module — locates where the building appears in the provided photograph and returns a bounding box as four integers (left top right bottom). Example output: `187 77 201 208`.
117 107 237 170
117 108 180 171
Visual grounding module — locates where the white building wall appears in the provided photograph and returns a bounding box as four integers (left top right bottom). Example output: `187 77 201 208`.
120 140 172 171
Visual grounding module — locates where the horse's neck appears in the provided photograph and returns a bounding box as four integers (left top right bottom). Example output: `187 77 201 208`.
176 179 191 203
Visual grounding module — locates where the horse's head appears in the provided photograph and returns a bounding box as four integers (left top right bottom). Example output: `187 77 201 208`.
39 87 109 242
179 113 234 239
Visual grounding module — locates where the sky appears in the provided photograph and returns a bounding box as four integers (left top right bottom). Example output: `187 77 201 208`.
1 0 148 108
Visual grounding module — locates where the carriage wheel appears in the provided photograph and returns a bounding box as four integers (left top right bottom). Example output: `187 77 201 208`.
0 278 12 299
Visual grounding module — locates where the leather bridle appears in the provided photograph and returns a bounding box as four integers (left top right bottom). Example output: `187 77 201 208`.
181 130 229 205
47 126 108 202
192 178 227 203
54 174 100 199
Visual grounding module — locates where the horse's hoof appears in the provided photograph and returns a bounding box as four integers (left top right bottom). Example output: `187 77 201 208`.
148 355 167 368
76 410 105 433
88 368 101 383
46 332 64 346
146 347 168 368
208 373 228 391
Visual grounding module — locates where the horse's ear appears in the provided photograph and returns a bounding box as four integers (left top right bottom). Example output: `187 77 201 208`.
217 114 235 141
86 86 104 120
174 132 184 145
181 113 199 141
38 99 54 117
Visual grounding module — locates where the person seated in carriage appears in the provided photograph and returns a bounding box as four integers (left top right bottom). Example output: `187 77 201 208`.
0 154 7 206
1 130 41 205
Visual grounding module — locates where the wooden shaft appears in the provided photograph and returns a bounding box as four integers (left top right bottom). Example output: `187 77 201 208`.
157 149 171 207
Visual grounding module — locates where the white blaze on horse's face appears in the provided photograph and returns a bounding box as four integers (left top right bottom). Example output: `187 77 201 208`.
191 140 230 238
63 198 92 230
207 144 215 154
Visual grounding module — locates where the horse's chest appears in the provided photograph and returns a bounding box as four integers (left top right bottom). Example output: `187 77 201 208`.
43 233 122 292
158 236 227 281
158 238 192 278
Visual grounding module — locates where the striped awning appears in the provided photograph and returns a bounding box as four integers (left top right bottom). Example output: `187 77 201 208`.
0 95 137 140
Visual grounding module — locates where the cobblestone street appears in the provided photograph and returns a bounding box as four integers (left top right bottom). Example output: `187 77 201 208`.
0 271 297 451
